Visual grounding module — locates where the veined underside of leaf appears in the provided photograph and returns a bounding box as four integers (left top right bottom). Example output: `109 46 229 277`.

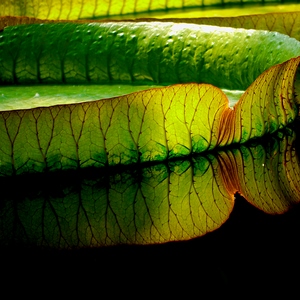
0 83 227 176
1 128 299 248
0 156 235 247
0 0 288 20
218 130 300 215
0 57 299 177
222 56 300 145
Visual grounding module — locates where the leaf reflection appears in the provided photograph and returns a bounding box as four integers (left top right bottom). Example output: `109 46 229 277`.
0 128 299 248
219 130 300 214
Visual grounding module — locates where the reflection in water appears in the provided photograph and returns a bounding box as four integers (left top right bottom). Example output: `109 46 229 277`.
0 128 299 248
219 129 300 214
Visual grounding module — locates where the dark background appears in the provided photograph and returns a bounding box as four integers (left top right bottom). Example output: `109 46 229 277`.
2 193 300 290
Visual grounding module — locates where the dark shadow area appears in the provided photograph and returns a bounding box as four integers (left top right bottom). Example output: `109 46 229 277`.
1 194 300 289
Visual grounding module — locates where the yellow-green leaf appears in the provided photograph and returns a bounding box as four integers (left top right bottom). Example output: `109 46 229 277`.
1 128 299 247
0 0 292 20
219 131 300 214
0 83 230 176
1 56 300 177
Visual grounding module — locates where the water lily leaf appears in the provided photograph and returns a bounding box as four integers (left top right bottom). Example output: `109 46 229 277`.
2 11 300 41
0 157 235 247
1 56 300 176
0 0 291 20
226 56 300 144
218 130 300 214
1 0 300 253
1 20 300 176
0 84 162 111
0 83 229 175
160 11 300 41
1 22 300 90
1 128 298 248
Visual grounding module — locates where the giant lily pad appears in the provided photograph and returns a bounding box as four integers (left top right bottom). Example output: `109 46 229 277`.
1 21 300 176
1 3 300 253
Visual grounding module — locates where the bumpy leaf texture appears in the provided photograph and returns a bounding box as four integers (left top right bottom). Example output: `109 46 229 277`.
1 22 299 90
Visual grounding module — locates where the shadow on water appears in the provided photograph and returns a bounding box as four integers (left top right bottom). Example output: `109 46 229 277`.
1 120 300 287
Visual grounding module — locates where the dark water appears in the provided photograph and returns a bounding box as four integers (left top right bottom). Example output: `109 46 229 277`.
1 122 300 287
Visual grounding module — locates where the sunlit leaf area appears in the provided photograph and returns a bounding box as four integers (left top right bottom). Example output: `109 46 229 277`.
1 0 300 287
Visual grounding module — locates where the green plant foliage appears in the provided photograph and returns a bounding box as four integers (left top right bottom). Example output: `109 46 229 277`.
0 83 228 175
170 11 300 41
1 56 299 176
1 2 300 247
1 129 298 248
227 133 300 214
0 0 291 20
1 22 299 90
3 10 300 39
1 18 300 176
